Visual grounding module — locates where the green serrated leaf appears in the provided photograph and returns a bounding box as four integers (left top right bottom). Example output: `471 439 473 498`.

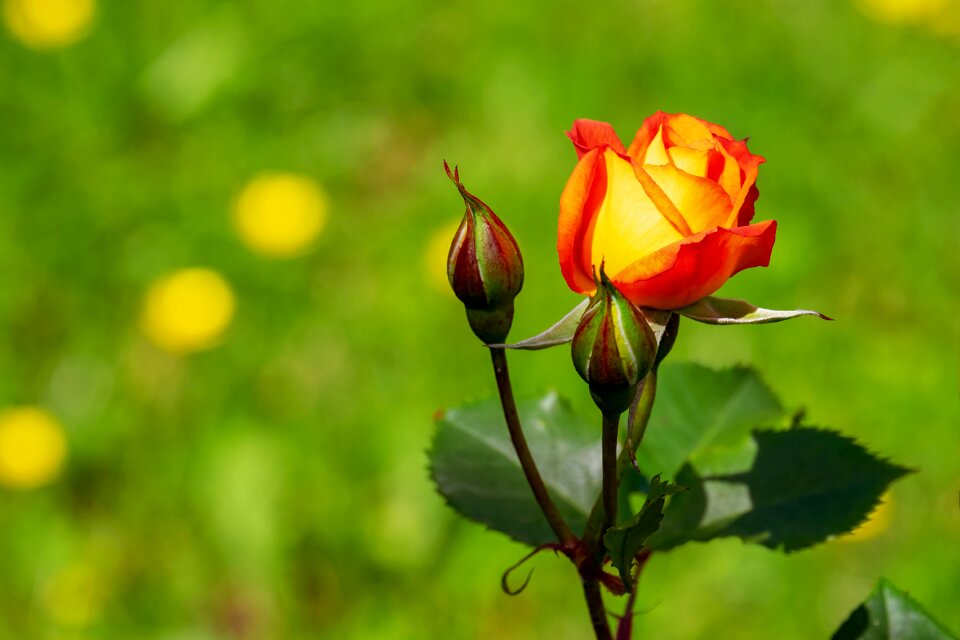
636 363 784 479
602 475 683 590
429 392 601 546
649 427 910 552
832 579 958 639
679 296 832 325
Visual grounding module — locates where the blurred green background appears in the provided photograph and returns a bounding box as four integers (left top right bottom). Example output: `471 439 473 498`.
0 0 957 638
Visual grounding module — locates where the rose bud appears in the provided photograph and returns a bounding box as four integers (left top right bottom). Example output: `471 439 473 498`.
571 267 657 416
558 113 776 310
445 161 524 344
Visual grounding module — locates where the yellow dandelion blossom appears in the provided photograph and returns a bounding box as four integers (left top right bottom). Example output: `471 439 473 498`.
0 407 67 489
424 220 461 295
233 173 328 258
853 0 946 24
3 0 95 50
925 1 960 38
141 268 235 355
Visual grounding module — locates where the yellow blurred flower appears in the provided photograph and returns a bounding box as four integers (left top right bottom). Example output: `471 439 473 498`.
840 495 893 543
0 407 67 490
233 173 328 258
424 221 461 295
853 0 946 24
141 268 236 355
926 1 960 38
3 0 95 50
42 563 106 628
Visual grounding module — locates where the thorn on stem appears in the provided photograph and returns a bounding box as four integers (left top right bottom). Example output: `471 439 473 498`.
791 407 807 428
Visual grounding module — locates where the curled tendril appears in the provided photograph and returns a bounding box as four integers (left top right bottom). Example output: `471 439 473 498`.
500 543 564 596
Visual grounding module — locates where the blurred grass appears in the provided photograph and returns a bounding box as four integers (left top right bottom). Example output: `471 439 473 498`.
0 0 958 638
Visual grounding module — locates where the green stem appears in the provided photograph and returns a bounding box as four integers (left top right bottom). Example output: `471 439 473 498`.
576 411 621 640
601 412 620 533
582 371 659 553
489 347 576 546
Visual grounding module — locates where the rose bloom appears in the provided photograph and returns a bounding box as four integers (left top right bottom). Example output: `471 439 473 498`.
557 113 776 309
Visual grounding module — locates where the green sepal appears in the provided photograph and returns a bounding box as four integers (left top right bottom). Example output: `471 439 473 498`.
679 295 832 325
495 301 672 353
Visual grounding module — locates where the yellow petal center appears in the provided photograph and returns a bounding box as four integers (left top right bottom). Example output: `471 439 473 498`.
590 152 684 275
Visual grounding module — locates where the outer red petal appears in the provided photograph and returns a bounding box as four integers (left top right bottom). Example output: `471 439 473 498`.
717 137 765 225
738 185 761 227
612 220 777 309
566 120 626 160
626 111 669 160
704 121 735 141
558 147 607 294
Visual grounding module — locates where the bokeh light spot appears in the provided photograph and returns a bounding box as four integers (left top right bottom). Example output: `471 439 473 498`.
840 494 893 543
42 563 106 628
3 0 95 49
233 173 328 258
424 220 461 295
141 268 236 355
0 407 67 490
853 0 946 24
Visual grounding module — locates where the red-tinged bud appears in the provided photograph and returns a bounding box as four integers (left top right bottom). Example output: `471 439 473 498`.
572 267 657 416
445 161 524 344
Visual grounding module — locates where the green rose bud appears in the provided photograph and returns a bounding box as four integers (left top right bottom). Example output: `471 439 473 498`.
571 267 657 416
445 162 524 344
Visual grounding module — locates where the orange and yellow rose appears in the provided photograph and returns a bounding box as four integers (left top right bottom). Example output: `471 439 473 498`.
557 113 776 310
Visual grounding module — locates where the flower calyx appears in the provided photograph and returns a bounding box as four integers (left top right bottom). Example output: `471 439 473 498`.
571 267 657 416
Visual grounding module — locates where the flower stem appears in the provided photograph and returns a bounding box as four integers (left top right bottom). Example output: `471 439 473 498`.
582 371 658 552
615 549 652 639
579 372 659 640
581 577 613 640
572 410 620 640
601 412 620 533
489 347 576 546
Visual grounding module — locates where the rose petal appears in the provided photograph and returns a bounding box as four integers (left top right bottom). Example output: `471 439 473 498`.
558 148 607 293
627 111 669 162
705 121 735 140
629 112 720 164
644 125 671 165
612 220 777 310
666 145 710 178
717 137 765 225
566 119 626 160
644 163 733 234
660 116 714 148
708 142 745 206
592 152 685 275
558 149 690 294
